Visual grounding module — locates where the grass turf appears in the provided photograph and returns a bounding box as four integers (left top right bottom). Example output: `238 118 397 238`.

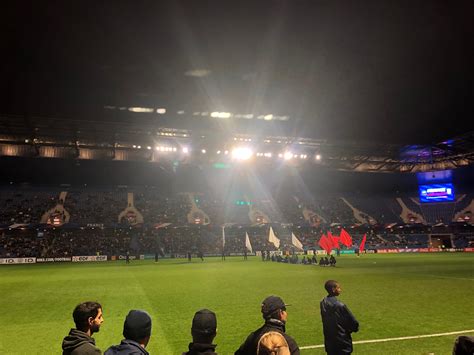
0 253 473 354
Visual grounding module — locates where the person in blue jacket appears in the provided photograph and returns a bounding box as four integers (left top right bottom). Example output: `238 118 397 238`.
320 280 359 355
105 310 152 355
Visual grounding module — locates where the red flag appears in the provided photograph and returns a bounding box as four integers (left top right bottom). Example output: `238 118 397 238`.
328 231 340 249
339 228 353 247
359 234 367 252
318 234 332 254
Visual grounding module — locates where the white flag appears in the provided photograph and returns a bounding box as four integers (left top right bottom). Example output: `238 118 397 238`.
222 226 226 248
268 226 280 249
291 232 303 251
245 232 253 253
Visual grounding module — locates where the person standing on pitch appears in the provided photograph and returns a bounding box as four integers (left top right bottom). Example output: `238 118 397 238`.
320 280 359 355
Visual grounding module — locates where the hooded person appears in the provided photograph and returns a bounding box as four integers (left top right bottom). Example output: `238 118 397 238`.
320 280 359 355
235 296 299 355
183 309 218 355
104 310 152 355
62 301 104 355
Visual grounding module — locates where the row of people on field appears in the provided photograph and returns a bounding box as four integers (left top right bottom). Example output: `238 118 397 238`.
62 280 360 355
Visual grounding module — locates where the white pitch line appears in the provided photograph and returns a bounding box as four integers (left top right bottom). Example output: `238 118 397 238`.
300 329 474 350
422 274 474 282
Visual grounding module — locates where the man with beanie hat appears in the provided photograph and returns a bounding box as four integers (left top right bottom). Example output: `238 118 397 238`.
235 296 299 355
105 310 152 355
183 309 218 355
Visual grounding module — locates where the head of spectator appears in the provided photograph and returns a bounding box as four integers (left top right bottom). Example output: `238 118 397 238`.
104 310 152 355
261 296 289 323
191 309 217 344
123 310 152 348
453 336 474 355
73 301 104 335
257 331 290 355
62 301 103 355
324 280 341 297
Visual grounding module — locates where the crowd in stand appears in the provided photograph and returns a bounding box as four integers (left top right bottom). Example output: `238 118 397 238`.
2 223 474 258
1 185 473 258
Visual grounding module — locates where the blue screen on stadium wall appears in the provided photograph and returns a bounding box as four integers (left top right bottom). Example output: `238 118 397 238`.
419 183 455 203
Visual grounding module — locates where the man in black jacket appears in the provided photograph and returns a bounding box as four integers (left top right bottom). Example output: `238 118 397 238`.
183 309 218 355
235 296 300 355
320 280 359 354
104 310 152 355
62 301 104 355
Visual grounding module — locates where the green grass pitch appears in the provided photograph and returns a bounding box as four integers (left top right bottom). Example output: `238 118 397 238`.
0 253 473 354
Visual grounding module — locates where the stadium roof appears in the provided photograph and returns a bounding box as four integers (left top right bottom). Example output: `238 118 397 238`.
1 1 474 146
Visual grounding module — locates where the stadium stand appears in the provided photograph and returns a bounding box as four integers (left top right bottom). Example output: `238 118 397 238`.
344 195 404 224
1 184 473 258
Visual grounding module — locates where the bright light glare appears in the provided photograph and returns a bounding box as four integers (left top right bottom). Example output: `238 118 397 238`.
156 108 166 114
316 154 321 160
284 152 293 160
232 147 253 160
264 114 273 121
210 112 231 118
201 149 206 154
128 107 154 113
182 147 189 154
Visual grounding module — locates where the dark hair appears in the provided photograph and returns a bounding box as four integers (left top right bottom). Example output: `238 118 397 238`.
324 280 339 294
264 307 285 321
73 301 102 331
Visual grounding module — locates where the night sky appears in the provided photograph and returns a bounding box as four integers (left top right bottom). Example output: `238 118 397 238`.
1 0 473 144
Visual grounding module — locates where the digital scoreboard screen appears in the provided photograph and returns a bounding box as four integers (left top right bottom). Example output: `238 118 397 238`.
419 183 455 203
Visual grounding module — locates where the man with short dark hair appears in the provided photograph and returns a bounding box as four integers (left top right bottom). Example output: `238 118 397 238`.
183 309 218 355
320 280 359 355
235 296 300 355
104 310 152 355
62 301 104 355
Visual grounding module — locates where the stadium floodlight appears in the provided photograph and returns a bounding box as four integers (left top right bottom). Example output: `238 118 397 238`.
211 112 232 118
284 152 293 160
182 147 189 154
132 145 137 148
128 107 154 113
201 149 206 154
137 145 141 149
264 114 273 121
315 154 321 160
147 146 152 150
156 108 166 114
217 150 221 154
232 147 253 160
224 150 229 155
